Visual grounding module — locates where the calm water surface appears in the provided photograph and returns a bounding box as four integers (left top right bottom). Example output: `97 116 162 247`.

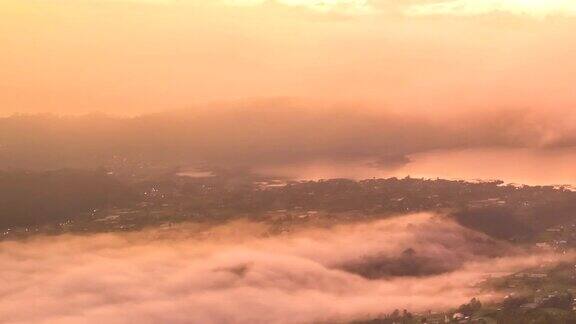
255 148 576 186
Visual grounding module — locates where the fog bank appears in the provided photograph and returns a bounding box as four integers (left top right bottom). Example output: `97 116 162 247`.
0 213 568 324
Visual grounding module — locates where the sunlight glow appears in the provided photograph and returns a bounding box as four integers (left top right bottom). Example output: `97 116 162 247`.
226 0 371 13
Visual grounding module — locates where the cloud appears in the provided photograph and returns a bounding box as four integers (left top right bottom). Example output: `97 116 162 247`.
0 213 569 323
114 0 576 17
1 105 574 170
225 0 576 17
220 0 576 17
404 0 576 17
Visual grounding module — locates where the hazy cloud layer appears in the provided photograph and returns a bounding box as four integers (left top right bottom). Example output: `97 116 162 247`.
0 213 569 324
1 106 575 170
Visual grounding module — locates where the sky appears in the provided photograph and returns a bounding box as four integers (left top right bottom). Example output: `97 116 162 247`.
1 0 576 116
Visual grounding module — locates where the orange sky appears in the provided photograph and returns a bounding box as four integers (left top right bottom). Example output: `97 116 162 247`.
2 0 576 116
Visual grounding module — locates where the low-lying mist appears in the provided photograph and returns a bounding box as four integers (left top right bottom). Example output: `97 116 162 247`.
0 213 568 324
